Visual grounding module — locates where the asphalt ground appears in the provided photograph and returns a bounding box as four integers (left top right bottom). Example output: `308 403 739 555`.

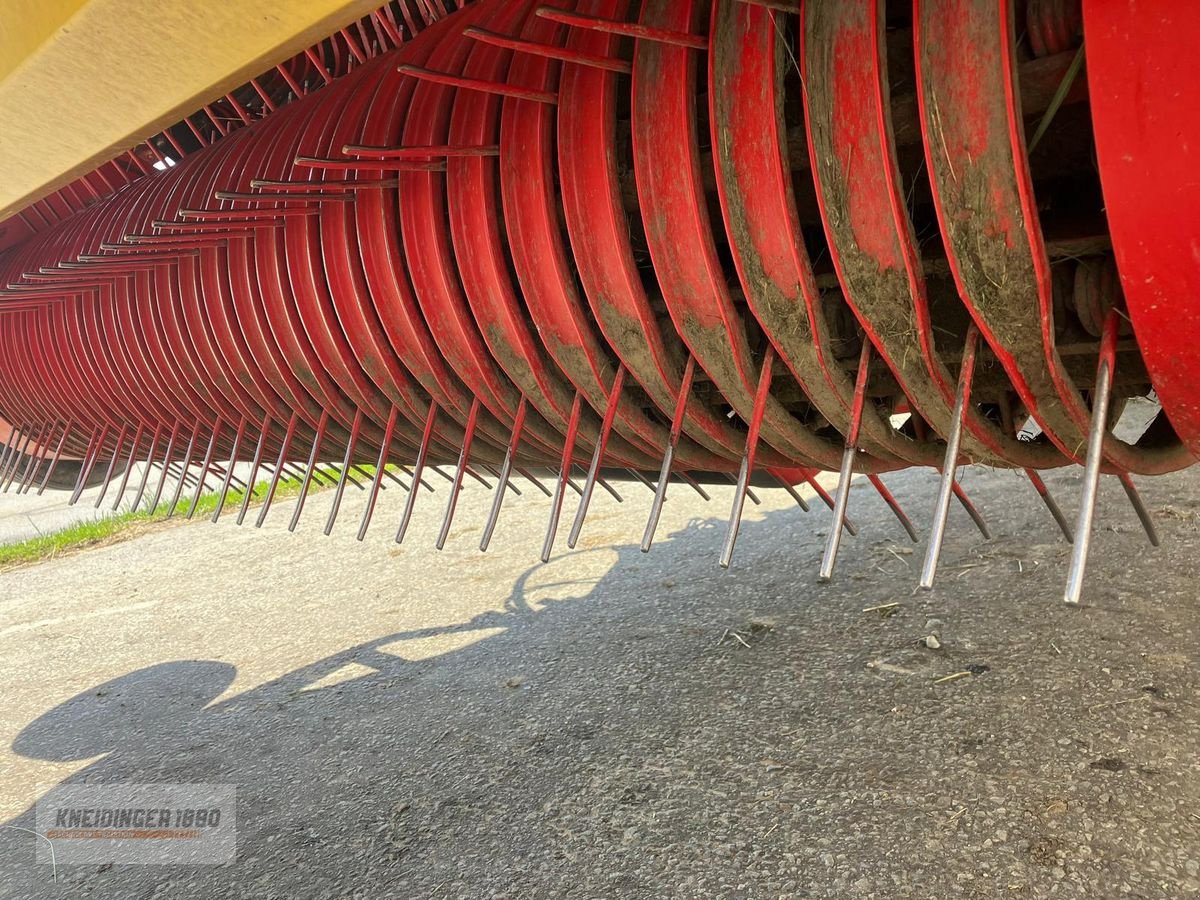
0 463 1198 898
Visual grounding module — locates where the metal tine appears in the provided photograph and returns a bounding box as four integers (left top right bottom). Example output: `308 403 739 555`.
70 425 109 505
1118 473 1159 546
482 398 528 551
516 467 553 497
644 356 698 552
92 423 130 508
165 427 202 518
722 471 762 506
429 465 456 483
185 421 223 519
397 401 439 544
0 424 19 483
129 424 164 511
19 423 58 494
0 423 29 488
7 422 43 493
212 416 249 523
107 423 144 506
289 411 330 533
721 346 776 569
1065 310 1125 604
65 426 93 504
821 341 874 581
373 463 408 490
867 474 919 542
148 423 184 513
950 481 990 539
358 405 400 542
595 477 622 503
324 409 364 535
257 412 301 528
625 468 656 493
479 463 520 495
802 471 859 535
399 465 436 493
237 414 274 526
437 399 481 549
542 392 584 563
677 471 712 501
36 421 72 496
1025 468 1073 542
350 464 377 487
920 326 979 590
569 365 626 548
463 466 492 490
769 471 810 511
12 422 51 494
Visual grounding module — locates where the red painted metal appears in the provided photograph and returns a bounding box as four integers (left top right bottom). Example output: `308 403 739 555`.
0 0 1196 554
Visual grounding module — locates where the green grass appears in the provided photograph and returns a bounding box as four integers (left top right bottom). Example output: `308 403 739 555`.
0 465 355 571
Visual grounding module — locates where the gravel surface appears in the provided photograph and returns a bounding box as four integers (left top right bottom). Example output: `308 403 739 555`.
0 464 1198 898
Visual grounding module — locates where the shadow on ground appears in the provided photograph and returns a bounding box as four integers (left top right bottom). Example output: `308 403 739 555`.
3 473 1200 898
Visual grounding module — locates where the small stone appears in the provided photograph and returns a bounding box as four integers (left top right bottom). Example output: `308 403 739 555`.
924 634 942 650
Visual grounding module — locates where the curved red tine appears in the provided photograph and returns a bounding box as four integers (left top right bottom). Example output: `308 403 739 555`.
257 412 302 528
436 398 481 550
165 428 202 518
820 341 874 581
720 347 776 569
19 422 60 494
481 397 530 552
542 392 584 564
397 401 440 545
212 416 250 522
921 327 981 590
0 426 20 481
643 356 698 553
711 0 922 475
535 6 707 48
289 411 331 533
92 422 129 507
9 421 49 493
3 423 35 493
1065 309 1120 604
70 425 107 505
569 366 627 549
294 157 447 172
464 25 632 73
513 466 550 496
238 414 275 526
799 2 1061 472
36 422 72 496
914 0 1188 477
128 424 164 510
247 178 398 191
398 64 559 103
633 0 833 470
358 405 401 542
186 422 224 519
323 409 365 535
147 422 182 512
211 192 355 204
866 475 919 545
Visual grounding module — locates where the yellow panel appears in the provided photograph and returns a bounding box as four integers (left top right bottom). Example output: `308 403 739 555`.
0 0 387 222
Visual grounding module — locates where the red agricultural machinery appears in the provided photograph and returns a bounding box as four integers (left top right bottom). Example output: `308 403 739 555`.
0 0 1196 602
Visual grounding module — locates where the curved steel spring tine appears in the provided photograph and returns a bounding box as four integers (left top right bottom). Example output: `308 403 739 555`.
803 472 859 536
324 411 365 535
257 413 301 529
569 365 626 548
147 423 183 513
515 468 553 497
436 399 481 549
37 422 73 497
11 422 49 494
481 398 528 551
107 423 144 507
921 326 979 590
166 428 202 518
542 392 583 563
129 424 163 511
185 421 223 519
769 472 809 512
1025 468 1073 543
69 426 105 505
212 417 250 523
358 405 400 542
289 411 330 533
821 341 874 581
92 423 129 508
721 346 776 569
397 401 439 544
643 356 697 553
867 475 919 543
237 415 275 526
1118 473 1159 547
